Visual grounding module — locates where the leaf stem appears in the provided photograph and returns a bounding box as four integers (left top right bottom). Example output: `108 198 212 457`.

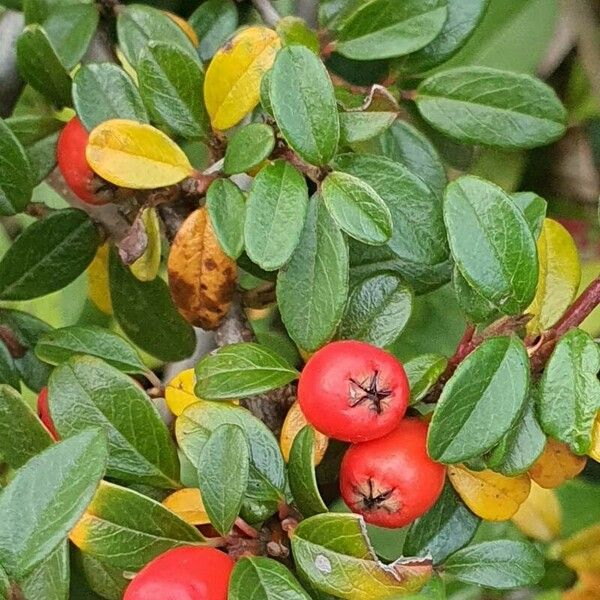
252 0 281 27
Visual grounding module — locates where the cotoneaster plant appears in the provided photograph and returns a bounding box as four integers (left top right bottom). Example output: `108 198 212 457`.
0 0 599 599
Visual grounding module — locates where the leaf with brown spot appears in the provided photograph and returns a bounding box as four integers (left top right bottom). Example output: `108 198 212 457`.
167 207 237 330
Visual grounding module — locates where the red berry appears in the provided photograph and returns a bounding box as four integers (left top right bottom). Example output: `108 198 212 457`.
37 387 58 440
124 547 234 600
57 117 106 205
298 340 409 443
340 418 445 528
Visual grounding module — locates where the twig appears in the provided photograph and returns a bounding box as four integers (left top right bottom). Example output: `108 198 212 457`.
0 326 26 358
296 0 318 27
252 0 280 26
0 10 24 117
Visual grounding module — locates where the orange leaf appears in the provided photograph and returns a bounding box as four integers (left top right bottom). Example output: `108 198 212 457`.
280 401 328 464
528 438 587 489
164 12 199 47
162 488 210 525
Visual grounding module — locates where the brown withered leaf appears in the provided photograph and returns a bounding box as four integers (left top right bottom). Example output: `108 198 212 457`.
167 207 237 330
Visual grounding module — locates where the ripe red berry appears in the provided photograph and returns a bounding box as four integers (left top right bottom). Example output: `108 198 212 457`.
124 547 234 600
37 387 58 440
298 340 409 443
340 418 445 528
57 117 106 205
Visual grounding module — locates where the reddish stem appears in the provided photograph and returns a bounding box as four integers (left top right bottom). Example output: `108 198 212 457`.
554 274 600 337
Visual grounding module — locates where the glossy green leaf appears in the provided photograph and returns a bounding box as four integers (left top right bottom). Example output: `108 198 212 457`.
444 176 538 315
277 198 349 352
335 0 448 60
428 336 530 463
198 424 249 535
0 385 52 469
176 402 286 523
229 557 312 600
138 41 209 139
109 248 196 362
16 25 72 107
188 0 238 61
270 45 339 165
36 325 147 374
398 0 490 74
0 343 20 390
18 541 69 600
245 160 309 270
0 118 35 215
338 272 412 347
339 111 396 145
73 63 148 131
0 209 100 301
195 342 298 400
49 356 180 488
322 171 392 245
0 429 107 579
0 310 52 392
444 540 544 589
538 328 600 454
70 482 204 570
206 178 245 259
453 265 499 324
416 67 567 148
403 354 447 404
224 123 275 175
117 4 197 67
291 513 433 599
78 551 128 600
511 192 546 239
334 153 450 293
288 426 328 518
404 483 480 564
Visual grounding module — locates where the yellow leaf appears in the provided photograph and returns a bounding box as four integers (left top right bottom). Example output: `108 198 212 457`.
165 369 200 416
557 524 600 573
116 47 138 84
512 482 561 541
86 119 194 189
280 401 328 465
88 244 112 315
164 12 199 47
529 438 587 489
130 208 162 282
589 412 600 462
448 464 531 521
162 488 210 525
204 26 281 130
527 219 581 334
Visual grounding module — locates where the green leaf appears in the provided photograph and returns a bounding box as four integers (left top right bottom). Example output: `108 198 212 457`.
0 429 107 579
277 198 349 352
117 4 197 67
444 540 544 589
224 123 275 175
41 3 98 69
416 67 567 148
6 115 62 184
36 325 147 374
270 45 339 165
0 310 52 392
77 551 128 600
338 272 412 347
16 25 72 107
0 564 10 599
334 153 450 293
428 336 530 463
176 402 286 523
322 171 393 245
444 176 538 315
403 354 447 404
260 68 273 115
0 385 52 469
339 111 396 145
288 426 328 518
335 0 448 60
73 63 148 131
229 557 312 600
397 0 490 74
512 191 546 239
453 265 499 324
18 541 69 600
0 343 20 390
291 513 433 598
404 483 480 564
197 424 249 535
0 210 100 300
538 328 600 454
0 118 35 215
138 41 209 140
70 481 204 570
195 342 298 400
188 0 238 62
206 178 245 259
109 248 196 362
276 15 320 53
245 160 309 271
48 356 180 488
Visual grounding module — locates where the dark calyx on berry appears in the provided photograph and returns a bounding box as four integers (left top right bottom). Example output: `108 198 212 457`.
348 370 392 414
352 478 400 514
